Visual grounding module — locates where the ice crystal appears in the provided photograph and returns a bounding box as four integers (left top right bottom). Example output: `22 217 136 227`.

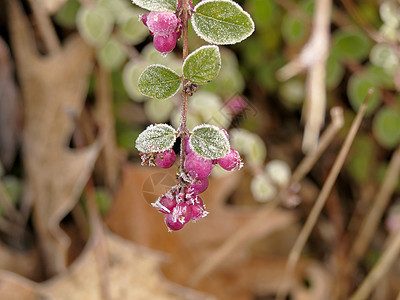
189 124 230 159
192 0 255 45
135 123 177 153
131 0 178 12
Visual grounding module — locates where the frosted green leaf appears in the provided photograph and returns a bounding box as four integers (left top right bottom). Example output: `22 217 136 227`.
183 45 221 84
192 0 255 45
99 0 130 19
251 175 277 203
190 124 230 159
144 99 175 123
97 38 127 71
138 64 182 100
372 108 400 149
131 0 178 12
135 124 177 153
76 5 113 47
370 44 399 75
117 9 149 45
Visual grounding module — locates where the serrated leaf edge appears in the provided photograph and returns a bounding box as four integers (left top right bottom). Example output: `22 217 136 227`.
182 45 221 84
135 123 177 153
192 0 255 45
138 64 182 100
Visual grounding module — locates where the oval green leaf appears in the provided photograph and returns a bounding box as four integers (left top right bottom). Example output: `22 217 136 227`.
138 64 182 100
192 0 255 45
97 38 127 71
372 108 400 149
189 124 230 159
135 124 177 153
131 0 178 12
76 5 113 47
183 45 221 84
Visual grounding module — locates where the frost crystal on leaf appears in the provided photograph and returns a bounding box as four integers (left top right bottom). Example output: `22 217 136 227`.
189 124 230 159
192 0 255 45
135 123 177 153
138 64 182 100
182 45 221 85
131 0 178 12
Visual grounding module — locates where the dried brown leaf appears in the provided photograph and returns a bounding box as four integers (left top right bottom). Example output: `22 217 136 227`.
8 0 100 275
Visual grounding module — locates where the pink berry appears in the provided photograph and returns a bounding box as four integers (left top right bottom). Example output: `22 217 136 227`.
189 196 208 221
147 11 178 36
187 178 209 194
184 152 213 180
184 137 192 154
165 213 185 231
140 13 149 27
156 148 176 169
217 148 242 171
152 193 177 214
153 33 177 54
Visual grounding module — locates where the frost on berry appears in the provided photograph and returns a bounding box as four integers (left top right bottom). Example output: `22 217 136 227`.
184 152 213 180
153 33 178 54
189 196 208 221
156 148 176 168
187 177 209 194
217 148 243 171
147 11 179 36
165 202 192 231
152 193 177 214
184 137 192 154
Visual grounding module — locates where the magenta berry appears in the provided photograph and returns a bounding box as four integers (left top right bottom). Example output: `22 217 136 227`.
152 193 177 214
140 13 149 27
184 137 192 154
147 11 179 37
153 33 178 54
187 178 209 194
217 148 242 171
165 213 185 231
156 148 176 168
190 202 208 221
184 152 213 180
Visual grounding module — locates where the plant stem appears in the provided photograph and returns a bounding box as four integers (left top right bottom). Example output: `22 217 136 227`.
179 0 190 176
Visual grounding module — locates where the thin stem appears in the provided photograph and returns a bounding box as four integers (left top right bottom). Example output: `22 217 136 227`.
275 91 370 300
350 229 400 300
179 0 190 176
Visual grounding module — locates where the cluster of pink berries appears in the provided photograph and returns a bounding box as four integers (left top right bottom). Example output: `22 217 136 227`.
140 2 193 55
146 129 242 231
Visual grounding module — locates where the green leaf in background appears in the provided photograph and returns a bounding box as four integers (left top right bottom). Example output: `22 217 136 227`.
372 107 400 149
76 5 113 47
230 129 267 165
369 44 399 75
122 60 147 102
98 0 130 19
144 99 175 123
183 45 221 84
190 124 230 159
347 74 381 115
131 0 178 12
97 38 127 71
281 14 308 44
138 64 182 100
117 9 149 45
332 29 371 61
192 0 255 45
135 124 177 153
251 175 277 202
326 55 345 90
54 0 81 28
347 135 375 183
